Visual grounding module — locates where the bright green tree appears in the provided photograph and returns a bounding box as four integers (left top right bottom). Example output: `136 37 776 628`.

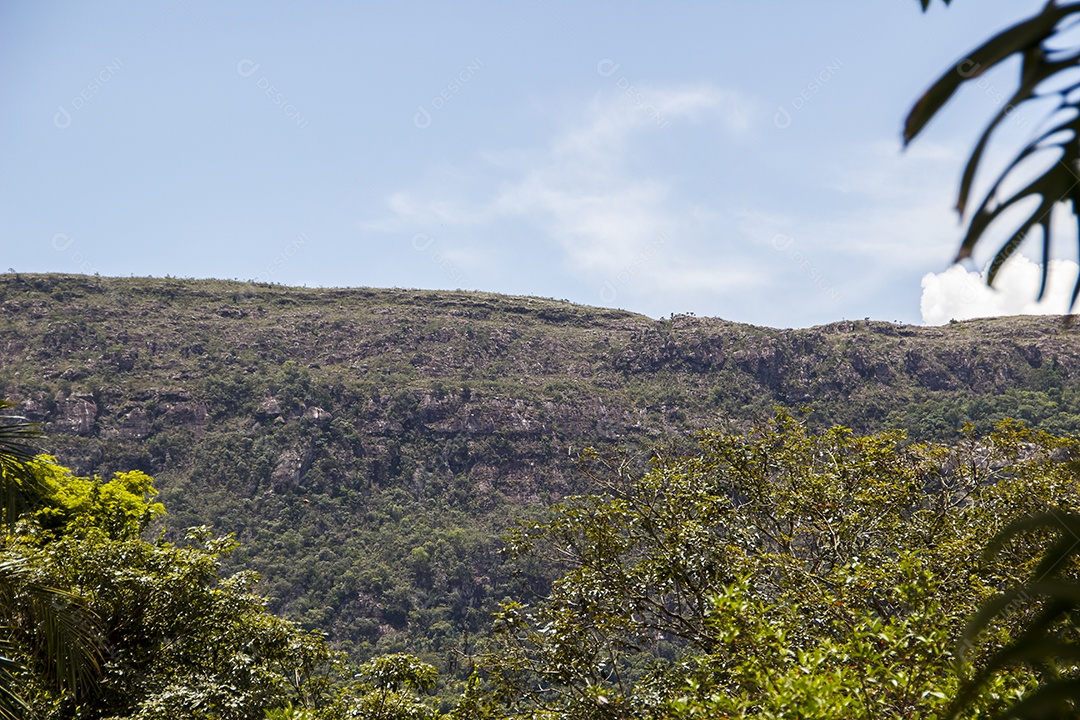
320 653 440 720
5 455 340 720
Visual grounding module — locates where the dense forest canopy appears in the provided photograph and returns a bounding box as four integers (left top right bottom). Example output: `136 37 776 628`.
5 407 1080 718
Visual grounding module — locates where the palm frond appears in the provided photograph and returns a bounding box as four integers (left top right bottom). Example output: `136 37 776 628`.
0 555 103 705
0 636 32 720
977 677 1080 719
947 512 1080 719
0 401 42 467
906 1 1080 309
0 401 46 528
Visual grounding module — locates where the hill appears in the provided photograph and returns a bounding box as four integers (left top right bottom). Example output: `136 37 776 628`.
2 273 1080 668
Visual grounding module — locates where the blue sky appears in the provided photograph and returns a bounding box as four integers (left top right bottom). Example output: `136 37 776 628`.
3 0 1078 327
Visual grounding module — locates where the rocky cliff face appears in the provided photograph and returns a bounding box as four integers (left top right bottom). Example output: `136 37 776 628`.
3 273 1079 658
4 274 1079 493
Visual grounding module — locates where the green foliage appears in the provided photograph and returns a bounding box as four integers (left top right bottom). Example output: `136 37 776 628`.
886 384 1080 441
265 703 316 720
669 572 1031 719
30 530 336 719
441 673 501 720
948 512 1080 719
31 466 165 541
3 454 342 720
486 412 1080 718
325 654 440 720
272 361 318 414
4 276 1080 692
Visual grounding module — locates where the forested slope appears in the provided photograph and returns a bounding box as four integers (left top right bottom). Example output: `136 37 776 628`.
2 272 1080 666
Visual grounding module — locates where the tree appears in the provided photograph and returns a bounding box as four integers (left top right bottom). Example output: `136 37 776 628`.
484 412 1080 718
906 0 1080 309
0 447 343 720
322 653 440 720
1 398 472 720
0 404 103 720
2 400 457 720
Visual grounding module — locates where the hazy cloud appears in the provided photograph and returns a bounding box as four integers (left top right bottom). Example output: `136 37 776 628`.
372 83 764 304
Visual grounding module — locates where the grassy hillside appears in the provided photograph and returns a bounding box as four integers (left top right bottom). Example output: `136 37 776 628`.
3 272 1080 670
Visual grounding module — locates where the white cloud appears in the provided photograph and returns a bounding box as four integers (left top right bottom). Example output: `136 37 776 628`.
920 256 1079 325
371 83 765 304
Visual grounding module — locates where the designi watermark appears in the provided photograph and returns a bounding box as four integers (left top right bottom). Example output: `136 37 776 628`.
254 232 310 282
414 59 483 130
54 58 123 129
773 58 843 130
597 59 668 128
770 233 841 303
599 232 670 303
955 57 1029 131
411 233 468 284
237 59 309 129
51 233 98 274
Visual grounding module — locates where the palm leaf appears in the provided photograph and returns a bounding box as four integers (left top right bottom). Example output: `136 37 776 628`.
0 401 41 466
995 678 1080 719
947 512 1080 719
0 401 46 528
904 3 1077 144
955 48 1079 218
0 555 103 708
0 636 32 720
907 1 1080 310
981 513 1080 578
